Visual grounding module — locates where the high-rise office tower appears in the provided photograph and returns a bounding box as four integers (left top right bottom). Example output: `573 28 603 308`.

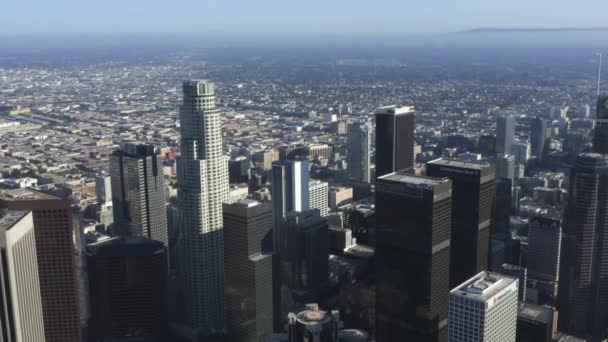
500 263 527 301
375 105 415 177
0 189 82 342
448 272 518 342
111 142 168 246
516 303 554 342
87 236 168 341
223 200 275 342
592 95 608 154
95 173 112 204
271 158 310 251
0 210 45 341
426 159 495 288
280 209 329 294
309 180 329 217
375 173 452 341
495 154 516 182
177 80 230 334
347 122 372 183
559 153 608 337
531 117 549 161
528 214 562 284
229 157 251 183
496 115 515 155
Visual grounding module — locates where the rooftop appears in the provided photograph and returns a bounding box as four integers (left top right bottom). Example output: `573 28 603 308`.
518 303 553 324
451 271 518 302
375 105 415 115
0 210 29 231
428 158 492 171
378 172 449 188
0 188 60 201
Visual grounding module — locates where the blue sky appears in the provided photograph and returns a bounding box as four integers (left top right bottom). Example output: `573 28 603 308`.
2 0 607 35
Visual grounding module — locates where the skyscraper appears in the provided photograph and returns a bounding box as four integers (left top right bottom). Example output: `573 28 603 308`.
271 158 310 251
592 95 608 154
177 80 230 335
347 122 372 183
496 115 515 155
280 209 329 295
528 214 562 284
448 272 518 342
517 303 554 342
0 210 45 341
375 173 452 342
95 173 112 204
426 159 496 288
223 200 275 342
111 142 168 246
375 105 415 177
0 188 82 342
531 117 549 161
87 236 168 341
309 179 329 217
559 153 608 337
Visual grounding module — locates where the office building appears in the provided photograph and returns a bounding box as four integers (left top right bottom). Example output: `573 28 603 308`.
329 186 353 209
309 180 329 217
0 210 45 341
177 80 230 334
307 144 333 160
87 236 168 341
347 122 372 183
375 173 452 341
280 210 329 294
500 263 527 301
493 178 513 241
110 142 168 246
229 157 251 183
95 173 112 204
375 105 415 177
511 141 531 164
426 159 495 288
223 200 275 342
272 158 310 251
448 272 518 342
531 117 549 161
559 153 608 337
592 95 608 154
496 115 515 155
528 214 562 283
517 303 554 342
495 154 516 182
254 150 279 171
0 188 82 342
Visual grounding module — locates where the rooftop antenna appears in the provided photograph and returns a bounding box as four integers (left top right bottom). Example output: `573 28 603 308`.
597 52 603 97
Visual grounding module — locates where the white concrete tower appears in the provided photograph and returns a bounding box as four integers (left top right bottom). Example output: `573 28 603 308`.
177 80 229 336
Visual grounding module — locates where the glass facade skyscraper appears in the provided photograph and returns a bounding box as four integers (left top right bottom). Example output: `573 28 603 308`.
375 173 452 342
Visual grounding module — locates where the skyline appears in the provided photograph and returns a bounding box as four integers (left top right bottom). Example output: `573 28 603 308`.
2 0 608 35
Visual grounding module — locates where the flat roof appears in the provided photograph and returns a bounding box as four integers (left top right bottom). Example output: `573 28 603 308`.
378 172 449 187
0 210 29 231
0 188 60 201
518 303 552 324
428 158 492 171
375 105 415 115
451 271 518 302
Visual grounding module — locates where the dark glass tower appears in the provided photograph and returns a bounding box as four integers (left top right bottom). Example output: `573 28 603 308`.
87 236 168 341
223 200 275 341
111 142 168 246
426 159 496 288
375 173 452 342
375 106 415 178
531 117 549 161
559 153 608 337
593 95 608 154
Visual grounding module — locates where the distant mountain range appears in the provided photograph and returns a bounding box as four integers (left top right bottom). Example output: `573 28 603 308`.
462 27 608 33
